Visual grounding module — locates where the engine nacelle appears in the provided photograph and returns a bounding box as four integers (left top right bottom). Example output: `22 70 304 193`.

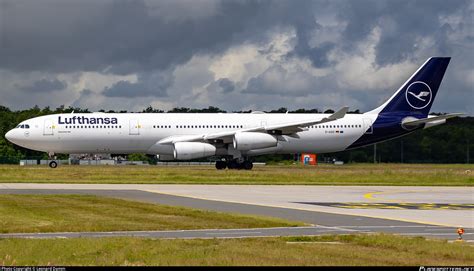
173 142 216 160
233 132 277 151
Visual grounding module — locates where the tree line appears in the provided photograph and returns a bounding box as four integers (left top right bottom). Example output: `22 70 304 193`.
0 105 472 164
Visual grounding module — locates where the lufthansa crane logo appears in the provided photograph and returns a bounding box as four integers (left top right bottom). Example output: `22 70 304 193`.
405 81 432 109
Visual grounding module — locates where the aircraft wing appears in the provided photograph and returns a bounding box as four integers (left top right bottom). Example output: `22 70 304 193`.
158 107 349 144
402 113 463 126
261 106 349 134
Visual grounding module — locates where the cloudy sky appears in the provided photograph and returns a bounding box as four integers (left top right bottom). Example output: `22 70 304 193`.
0 0 472 114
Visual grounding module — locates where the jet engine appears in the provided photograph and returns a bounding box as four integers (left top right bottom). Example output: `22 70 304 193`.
173 142 216 160
233 132 277 151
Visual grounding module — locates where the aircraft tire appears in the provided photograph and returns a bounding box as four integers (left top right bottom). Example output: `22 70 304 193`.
49 161 58 168
215 161 226 170
227 160 241 170
243 161 253 170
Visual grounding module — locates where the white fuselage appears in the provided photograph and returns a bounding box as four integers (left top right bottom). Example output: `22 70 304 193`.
5 112 376 157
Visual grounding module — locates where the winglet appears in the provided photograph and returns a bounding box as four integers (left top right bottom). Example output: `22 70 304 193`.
327 106 349 121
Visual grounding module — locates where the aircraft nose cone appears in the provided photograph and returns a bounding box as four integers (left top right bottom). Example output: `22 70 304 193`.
5 129 19 144
5 130 14 142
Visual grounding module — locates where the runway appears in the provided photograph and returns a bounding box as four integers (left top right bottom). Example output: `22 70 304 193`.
0 184 472 240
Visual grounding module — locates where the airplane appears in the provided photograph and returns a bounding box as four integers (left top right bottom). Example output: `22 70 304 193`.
5 57 462 169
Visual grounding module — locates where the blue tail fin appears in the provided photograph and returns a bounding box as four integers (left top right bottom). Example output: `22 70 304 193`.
369 57 450 117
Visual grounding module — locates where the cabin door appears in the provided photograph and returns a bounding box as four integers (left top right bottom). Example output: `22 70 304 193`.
43 119 54 136
363 118 373 134
129 119 140 135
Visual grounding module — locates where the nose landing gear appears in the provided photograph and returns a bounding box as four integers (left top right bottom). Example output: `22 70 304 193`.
48 152 58 168
48 160 58 168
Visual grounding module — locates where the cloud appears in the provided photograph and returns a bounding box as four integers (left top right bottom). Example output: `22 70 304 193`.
102 70 173 97
206 78 235 93
19 78 67 93
244 65 321 96
0 0 293 74
0 0 472 115
338 0 470 65
217 78 235 93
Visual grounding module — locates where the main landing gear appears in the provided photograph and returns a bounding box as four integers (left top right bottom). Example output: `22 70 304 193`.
215 159 253 170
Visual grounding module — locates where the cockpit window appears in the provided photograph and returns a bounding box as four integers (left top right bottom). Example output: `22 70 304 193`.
16 125 20 128
24 124 30 129
20 125 25 128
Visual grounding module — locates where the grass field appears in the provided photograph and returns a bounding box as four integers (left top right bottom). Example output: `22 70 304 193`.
1 234 473 266
0 195 303 233
0 163 472 185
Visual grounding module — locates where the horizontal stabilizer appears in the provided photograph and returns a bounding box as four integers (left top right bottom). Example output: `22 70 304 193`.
402 113 463 126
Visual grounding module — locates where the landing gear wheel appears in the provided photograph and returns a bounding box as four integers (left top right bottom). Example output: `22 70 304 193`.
242 161 253 170
49 161 58 168
215 161 226 170
227 160 241 170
